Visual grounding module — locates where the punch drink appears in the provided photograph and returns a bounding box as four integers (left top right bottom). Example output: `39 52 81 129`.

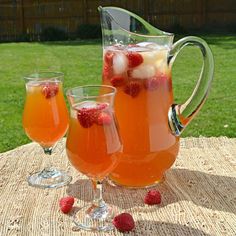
102 44 179 187
66 101 122 180
23 80 68 148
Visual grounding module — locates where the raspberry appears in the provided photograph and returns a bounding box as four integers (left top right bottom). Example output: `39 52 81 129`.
97 112 112 125
124 81 141 97
60 204 73 214
113 213 135 232
103 64 112 80
77 109 95 128
59 196 74 207
41 82 59 99
110 76 125 87
59 196 74 214
144 189 161 205
144 76 159 91
77 103 109 128
127 52 143 68
104 51 114 66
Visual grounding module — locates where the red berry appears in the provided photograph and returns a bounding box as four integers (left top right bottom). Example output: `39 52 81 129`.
97 112 112 125
77 108 97 128
127 52 143 68
41 82 59 99
144 76 159 91
124 81 141 97
104 51 114 66
60 204 73 214
110 76 125 87
103 64 112 80
144 189 161 205
59 196 74 207
77 103 109 128
113 213 135 232
59 196 74 214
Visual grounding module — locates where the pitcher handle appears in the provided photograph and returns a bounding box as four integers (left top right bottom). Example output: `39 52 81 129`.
168 36 214 136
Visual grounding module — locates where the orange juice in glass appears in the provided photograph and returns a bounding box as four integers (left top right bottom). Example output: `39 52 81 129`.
66 106 121 180
22 72 71 188
66 85 121 231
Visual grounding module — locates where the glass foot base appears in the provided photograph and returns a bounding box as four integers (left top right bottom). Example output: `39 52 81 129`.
73 203 116 232
27 167 72 189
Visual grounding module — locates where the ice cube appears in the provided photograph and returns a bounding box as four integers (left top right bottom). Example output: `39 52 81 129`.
155 50 169 74
155 60 171 75
113 52 128 75
155 58 165 69
141 51 160 64
131 64 156 79
156 49 168 61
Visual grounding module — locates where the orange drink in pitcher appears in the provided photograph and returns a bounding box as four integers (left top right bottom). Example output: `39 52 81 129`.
102 43 179 187
99 7 214 187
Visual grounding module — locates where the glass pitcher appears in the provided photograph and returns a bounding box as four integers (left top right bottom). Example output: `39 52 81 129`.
98 6 214 188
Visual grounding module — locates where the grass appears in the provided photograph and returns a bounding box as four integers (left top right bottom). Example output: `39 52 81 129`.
0 35 235 153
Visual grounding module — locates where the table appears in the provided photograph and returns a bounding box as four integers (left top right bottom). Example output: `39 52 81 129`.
0 137 235 236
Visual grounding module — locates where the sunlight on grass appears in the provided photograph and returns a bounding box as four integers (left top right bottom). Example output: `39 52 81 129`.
0 36 235 152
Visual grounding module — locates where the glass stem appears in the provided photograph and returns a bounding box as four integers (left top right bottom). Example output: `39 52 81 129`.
43 147 53 170
92 180 106 208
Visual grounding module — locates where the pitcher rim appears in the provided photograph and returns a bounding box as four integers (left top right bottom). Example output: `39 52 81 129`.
98 6 174 39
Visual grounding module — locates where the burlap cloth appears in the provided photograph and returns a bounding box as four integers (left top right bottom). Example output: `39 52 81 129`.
0 137 235 236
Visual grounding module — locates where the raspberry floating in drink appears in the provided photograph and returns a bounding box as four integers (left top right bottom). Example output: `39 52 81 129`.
104 51 114 66
97 112 112 125
124 81 141 98
76 101 112 128
41 82 59 99
127 52 143 68
110 76 125 87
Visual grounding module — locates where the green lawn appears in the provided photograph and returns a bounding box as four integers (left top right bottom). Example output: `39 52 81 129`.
0 35 235 153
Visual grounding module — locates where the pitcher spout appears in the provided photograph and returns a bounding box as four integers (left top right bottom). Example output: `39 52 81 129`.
98 6 174 48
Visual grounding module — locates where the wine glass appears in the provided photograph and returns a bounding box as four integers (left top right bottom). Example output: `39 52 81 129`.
66 85 122 231
22 72 72 188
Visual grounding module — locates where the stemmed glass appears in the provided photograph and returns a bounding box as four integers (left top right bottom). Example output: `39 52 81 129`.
66 85 122 231
22 72 72 188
